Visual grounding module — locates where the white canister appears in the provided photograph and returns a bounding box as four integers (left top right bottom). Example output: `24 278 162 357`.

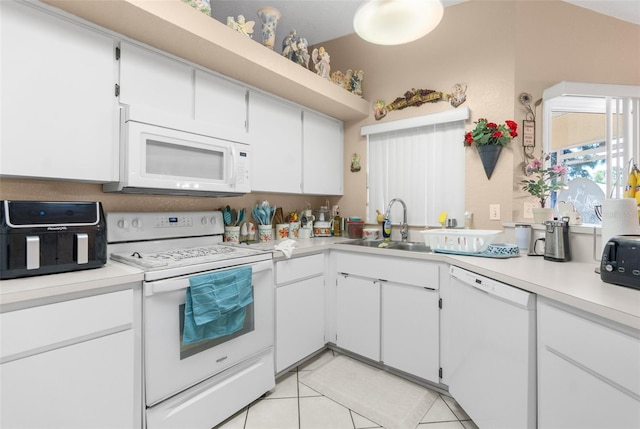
514 224 532 252
224 226 240 243
362 227 380 241
289 221 300 238
275 223 289 240
258 224 274 242
313 221 332 237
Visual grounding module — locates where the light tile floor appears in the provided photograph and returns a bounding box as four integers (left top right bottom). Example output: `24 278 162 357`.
215 350 479 429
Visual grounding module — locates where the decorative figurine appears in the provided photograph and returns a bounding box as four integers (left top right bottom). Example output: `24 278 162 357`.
374 84 468 120
351 153 361 172
257 6 281 49
348 69 364 96
226 15 255 37
448 83 467 108
281 30 310 68
182 0 211 16
311 47 331 79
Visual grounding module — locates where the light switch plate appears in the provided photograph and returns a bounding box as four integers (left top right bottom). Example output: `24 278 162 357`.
523 202 535 219
489 204 501 220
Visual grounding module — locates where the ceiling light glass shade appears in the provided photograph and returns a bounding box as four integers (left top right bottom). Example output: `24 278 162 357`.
353 0 444 45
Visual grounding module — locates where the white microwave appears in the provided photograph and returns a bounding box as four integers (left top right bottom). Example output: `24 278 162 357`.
104 108 250 196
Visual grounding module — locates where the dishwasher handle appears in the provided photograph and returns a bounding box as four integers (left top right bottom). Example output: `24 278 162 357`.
449 265 535 309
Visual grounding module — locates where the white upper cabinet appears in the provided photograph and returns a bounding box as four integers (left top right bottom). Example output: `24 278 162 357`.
119 41 194 120
248 91 302 194
0 0 118 182
194 70 248 143
302 111 344 195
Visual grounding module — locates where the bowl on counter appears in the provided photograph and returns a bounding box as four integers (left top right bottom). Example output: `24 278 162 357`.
363 227 380 241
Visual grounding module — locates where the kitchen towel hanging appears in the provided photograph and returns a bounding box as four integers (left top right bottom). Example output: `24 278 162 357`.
183 266 253 345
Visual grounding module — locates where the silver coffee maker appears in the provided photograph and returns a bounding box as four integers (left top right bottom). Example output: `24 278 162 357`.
543 217 571 262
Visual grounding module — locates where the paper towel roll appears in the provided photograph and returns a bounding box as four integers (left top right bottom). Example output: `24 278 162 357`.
601 198 640 254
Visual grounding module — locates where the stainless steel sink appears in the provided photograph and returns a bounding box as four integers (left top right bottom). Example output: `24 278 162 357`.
342 239 431 253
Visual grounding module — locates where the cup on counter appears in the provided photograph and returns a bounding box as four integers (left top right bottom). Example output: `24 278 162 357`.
224 226 240 243
258 224 274 242
363 227 380 241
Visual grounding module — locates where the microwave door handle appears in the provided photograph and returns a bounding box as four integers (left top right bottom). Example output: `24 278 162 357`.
228 147 237 186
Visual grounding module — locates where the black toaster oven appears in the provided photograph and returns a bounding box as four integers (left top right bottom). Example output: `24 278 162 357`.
0 201 107 280
600 235 640 290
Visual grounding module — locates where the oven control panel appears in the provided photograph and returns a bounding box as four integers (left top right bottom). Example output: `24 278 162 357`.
106 211 224 243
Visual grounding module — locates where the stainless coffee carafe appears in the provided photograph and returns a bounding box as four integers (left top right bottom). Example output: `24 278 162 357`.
543 217 571 262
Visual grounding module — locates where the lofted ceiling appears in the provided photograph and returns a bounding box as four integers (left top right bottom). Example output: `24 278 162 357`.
211 0 640 52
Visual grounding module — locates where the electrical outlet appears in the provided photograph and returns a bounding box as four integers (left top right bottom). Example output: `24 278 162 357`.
523 202 535 219
489 204 501 220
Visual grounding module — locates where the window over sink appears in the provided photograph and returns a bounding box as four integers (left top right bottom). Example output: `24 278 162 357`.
362 108 469 227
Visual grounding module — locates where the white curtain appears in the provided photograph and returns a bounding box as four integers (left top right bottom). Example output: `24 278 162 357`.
366 115 466 227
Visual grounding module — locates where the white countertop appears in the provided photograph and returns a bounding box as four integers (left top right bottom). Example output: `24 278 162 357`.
328 240 640 331
0 262 144 312
2 237 638 331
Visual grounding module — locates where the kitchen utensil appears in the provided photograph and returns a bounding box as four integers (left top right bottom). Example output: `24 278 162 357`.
543 217 571 262
237 208 245 225
274 207 285 225
230 208 237 226
223 206 232 225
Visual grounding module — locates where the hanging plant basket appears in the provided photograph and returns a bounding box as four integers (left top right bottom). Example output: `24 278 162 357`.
476 145 502 179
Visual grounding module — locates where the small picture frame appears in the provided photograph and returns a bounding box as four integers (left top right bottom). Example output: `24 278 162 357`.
522 120 535 147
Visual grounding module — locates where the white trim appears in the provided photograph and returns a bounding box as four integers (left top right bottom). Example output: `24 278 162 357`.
360 107 470 136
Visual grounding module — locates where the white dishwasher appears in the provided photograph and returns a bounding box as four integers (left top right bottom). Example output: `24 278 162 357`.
444 266 536 429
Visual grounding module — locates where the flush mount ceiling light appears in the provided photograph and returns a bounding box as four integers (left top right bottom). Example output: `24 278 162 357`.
353 0 444 45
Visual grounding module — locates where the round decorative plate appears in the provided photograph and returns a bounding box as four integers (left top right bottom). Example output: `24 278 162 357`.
557 177 605 224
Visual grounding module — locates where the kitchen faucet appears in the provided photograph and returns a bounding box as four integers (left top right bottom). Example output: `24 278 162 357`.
384 198 408 242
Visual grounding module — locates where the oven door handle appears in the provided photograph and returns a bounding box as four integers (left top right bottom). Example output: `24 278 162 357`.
145 260 273 297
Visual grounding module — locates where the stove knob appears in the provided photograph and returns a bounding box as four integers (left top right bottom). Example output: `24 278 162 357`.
201 216 209 225
132 218 142 229
117 219 129 229
210 216 218 225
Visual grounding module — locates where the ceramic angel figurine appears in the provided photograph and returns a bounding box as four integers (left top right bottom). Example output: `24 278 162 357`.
349 69 364 96
226 15 254 37
311 47 330 79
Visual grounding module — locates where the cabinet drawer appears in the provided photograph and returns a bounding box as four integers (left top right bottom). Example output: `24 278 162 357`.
1 289 133 360
335 252 439 289
275 253 324 284
538 299 640 397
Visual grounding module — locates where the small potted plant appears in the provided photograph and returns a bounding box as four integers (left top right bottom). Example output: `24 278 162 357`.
464 118 518 179
520 153 567 222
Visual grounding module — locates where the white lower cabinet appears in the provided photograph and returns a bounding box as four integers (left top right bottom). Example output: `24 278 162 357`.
537 298 640 428
275 254 326 372
333 251 441 383
382 282 439 381
336 275 381 362
0 289 138 429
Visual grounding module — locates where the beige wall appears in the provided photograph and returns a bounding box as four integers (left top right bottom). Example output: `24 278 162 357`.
322 0 640 229
1 0 639 228
0 178 333 219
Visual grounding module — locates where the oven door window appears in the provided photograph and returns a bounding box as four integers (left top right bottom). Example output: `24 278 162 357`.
178 302 255 360
146 139 224 180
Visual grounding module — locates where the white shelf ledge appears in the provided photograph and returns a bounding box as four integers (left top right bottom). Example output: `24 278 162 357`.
42 0 370 122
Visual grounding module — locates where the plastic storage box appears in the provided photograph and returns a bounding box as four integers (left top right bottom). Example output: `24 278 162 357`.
421 229 501 253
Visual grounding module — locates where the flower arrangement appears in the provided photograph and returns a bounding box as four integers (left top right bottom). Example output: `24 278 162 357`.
464 118 518 147
521 153 567 208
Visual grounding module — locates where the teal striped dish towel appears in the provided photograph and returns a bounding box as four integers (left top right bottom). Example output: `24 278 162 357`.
183 266 253 345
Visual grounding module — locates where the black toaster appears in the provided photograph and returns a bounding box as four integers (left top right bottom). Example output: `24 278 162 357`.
600 235 640 290
0 201 107 280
